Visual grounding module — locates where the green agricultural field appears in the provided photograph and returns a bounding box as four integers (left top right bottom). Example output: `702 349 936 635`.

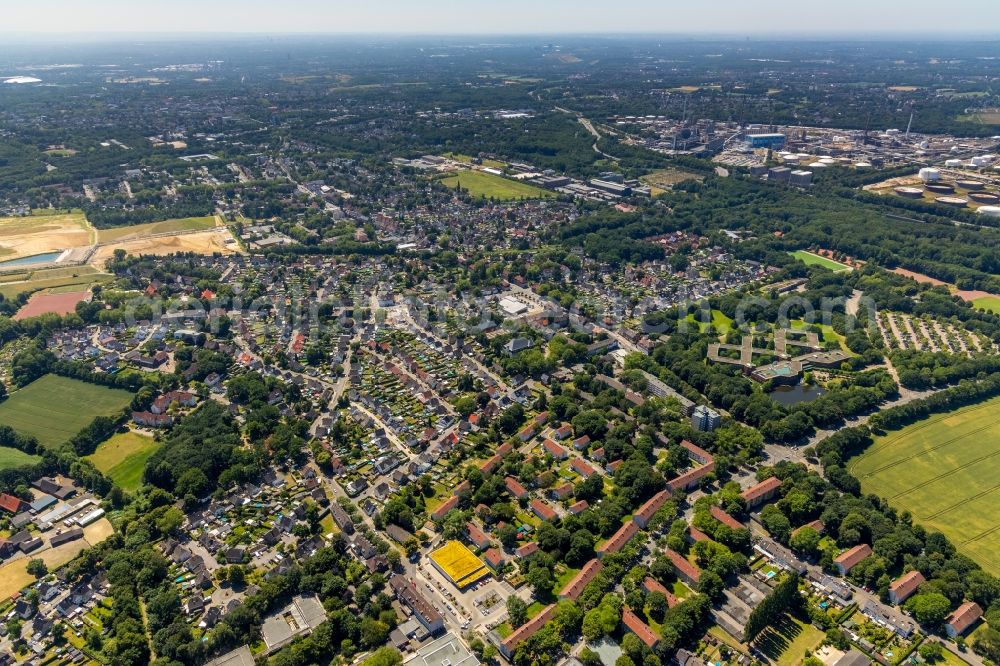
85 431 159 491
97 216 218 243
789 250 851 272
440 170 554 200
972 295 1000 315
0 446 41 471
0 265 110 299
848 396 1000 575
0 374 134 451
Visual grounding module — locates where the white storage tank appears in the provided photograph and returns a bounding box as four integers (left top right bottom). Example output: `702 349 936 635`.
919 167 941 182
945 159 963 168
977 206 1000 218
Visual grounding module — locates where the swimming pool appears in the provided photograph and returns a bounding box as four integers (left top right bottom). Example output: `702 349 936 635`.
0 251 63 268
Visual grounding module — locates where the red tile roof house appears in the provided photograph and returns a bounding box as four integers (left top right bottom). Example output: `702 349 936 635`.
431 495 460 521
505 476 530 500
741 476 783 509
533 412 550 427
597 521 640 558
687 526 712 544
666 548 701 587
642 577 679 608
606 459 624 474
946 601 983 638
559 559 603 600
518 425 537 442
484 548 505 570
552 424 573 441
453 480 471 496
466 522 491 550
888 570 925 605
550 483 574 501
571 458 597 478
480 454 502 475
834 544 873 575
590 447 606 462
497 442 514 456
515 542 540 558
530 499 558 522
569 500 589 515
680 440 714 466
542 439 568 460
573 435 591 451
710 505 744 531
668 463 714 492
0 493 28 515
633 490 672 529
500 603 557 658
622 607 660 649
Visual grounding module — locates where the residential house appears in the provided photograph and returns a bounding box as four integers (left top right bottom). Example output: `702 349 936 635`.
834 544 873 575
559 559 602 600
945 602 982 638
888 570 925 605
597 521 640 557
741 477 782 509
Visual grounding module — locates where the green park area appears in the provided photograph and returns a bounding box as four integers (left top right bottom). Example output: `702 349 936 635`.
440 170 554 200
0 374 134 451
756 615 826 666
849 396 1000 575
85 430 160 491
789 250 851 272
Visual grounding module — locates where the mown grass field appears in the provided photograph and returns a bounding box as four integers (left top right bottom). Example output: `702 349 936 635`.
972 295 1000 314
789 250 851 272
0 374 133 451
85 431 159 491
849 396 1000 575
440 170 554 200
757 615 826 666
0 445 42 471
97 216 218 243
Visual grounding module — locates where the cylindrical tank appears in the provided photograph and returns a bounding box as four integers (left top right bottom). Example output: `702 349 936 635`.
956 180 984 190
968 192 1000 204
895 187 923 199
976 206 1000 217
935 196 968 208
926 183 955 194
919 167 941 182
945 159 963 168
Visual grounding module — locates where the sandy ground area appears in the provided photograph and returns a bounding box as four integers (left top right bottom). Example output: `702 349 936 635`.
0 213 93 261
893 267 1000 302
91 228 238 264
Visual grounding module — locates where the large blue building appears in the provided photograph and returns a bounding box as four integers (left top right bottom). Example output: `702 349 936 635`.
745 133 786 149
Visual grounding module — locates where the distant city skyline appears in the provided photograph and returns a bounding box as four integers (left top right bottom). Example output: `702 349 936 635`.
4 0 1000 37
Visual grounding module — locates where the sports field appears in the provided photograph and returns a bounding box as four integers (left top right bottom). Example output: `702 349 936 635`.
848 396 1000 575
789 250 851 272
97 215 219 243
0 374 134 451
429 540 490 588
85 431 159 491
0 445 42 471
440 170 554 200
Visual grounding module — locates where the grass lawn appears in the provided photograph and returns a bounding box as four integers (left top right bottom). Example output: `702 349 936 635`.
756 615 826 666
789 250 851 272
685 309 734 334
0 374 134 451
848 395 1000 575
0 445 42 471
0 264 111 299
85 431 159 492
97 216 218 243
972 295 1000 314
440 170 554 200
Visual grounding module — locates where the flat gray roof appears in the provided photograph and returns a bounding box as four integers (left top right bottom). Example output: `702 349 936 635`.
408 632 480 666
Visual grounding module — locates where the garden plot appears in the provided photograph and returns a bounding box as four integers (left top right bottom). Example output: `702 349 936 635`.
378 329 465 399
358 352 442 436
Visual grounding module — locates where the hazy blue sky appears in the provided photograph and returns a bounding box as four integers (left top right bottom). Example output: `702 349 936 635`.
3 0 1000 35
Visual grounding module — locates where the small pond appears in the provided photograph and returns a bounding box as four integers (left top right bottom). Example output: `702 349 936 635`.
769 383 826 406
0 251 62 268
